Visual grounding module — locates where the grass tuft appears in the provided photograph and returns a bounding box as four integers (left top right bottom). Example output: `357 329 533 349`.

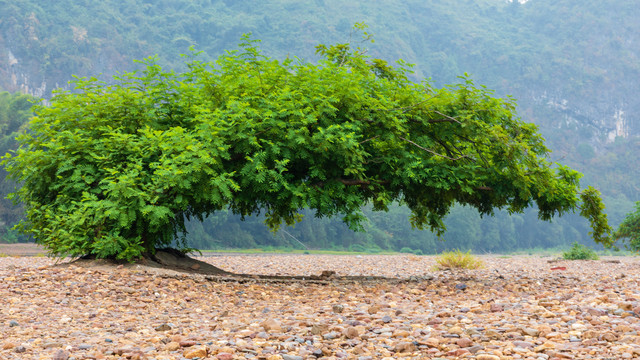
434 249 484 270
562 242 599 260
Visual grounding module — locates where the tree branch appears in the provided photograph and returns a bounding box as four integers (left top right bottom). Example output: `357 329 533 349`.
314 178 390 187
338 179 372 186
359 135 379 144
399 136 470 161
428 111 462 124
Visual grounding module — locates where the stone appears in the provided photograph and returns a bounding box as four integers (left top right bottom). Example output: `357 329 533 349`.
14 345 26 353
179 340 197 347
217 352 234 360
155 323 172 331
600 332 618 342
262 318 282 332
512 340 534 349
311 323 329 335
392 329 410 338
381 315 392 323
368 305 382 315
344 326 360 339
332 304 344 313
520 327 540 337
585 307 607 316
166 342 180 351
534 341 557 352
184 346 208 359
476 355 500 360
282 355 303 360
425 338 440 347
394 342 416 353
52 349 70 360
457 338 473 348
448 348 470 357
323 331 339 340
43 341 63 349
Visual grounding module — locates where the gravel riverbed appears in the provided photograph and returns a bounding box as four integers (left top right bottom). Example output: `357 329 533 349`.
2 254 640 359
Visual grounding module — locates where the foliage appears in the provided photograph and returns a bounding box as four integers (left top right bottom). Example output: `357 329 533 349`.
399 247 414 254
2 29 612 261
434 249 484 270
614 202 640 252
2 0 635 251
562 241 599 260
0 91 36 243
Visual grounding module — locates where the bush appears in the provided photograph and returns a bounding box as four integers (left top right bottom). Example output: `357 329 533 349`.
412 249 423 255
562 242 599 260
615 201 640 251
434 249 484 270
399 247 414 253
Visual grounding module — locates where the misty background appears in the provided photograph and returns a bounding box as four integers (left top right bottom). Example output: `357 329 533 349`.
1 0 639 253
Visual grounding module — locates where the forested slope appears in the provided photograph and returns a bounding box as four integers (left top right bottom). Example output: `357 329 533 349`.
1 0 638 252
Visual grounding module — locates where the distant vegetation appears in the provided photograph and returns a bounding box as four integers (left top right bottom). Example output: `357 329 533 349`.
0 91 34 243
562 242 599 260
1 0 639 253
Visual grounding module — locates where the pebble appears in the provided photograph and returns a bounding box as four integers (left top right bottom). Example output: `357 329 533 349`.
281 355 303 360
155 323 172 331
52 349 70 360
1 255 639 359
216 352 234 360
261 318 282 332
184 346 208 359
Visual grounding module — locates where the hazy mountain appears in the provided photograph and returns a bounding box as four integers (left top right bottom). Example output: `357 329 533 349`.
1 0 638 251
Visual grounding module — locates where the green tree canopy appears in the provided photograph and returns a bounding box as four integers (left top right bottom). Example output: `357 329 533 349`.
615 202 640 251
2 31 612 260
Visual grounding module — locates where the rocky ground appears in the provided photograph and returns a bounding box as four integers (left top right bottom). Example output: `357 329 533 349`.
2 252 640 360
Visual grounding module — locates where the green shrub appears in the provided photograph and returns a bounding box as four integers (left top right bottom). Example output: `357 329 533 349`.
562 242 599 260
412 249 423 255
434 249 484 270
399 247 413 253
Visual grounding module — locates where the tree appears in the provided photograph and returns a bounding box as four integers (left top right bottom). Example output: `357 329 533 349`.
0 91 36 242
2 28 612 261
614 202 640 251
